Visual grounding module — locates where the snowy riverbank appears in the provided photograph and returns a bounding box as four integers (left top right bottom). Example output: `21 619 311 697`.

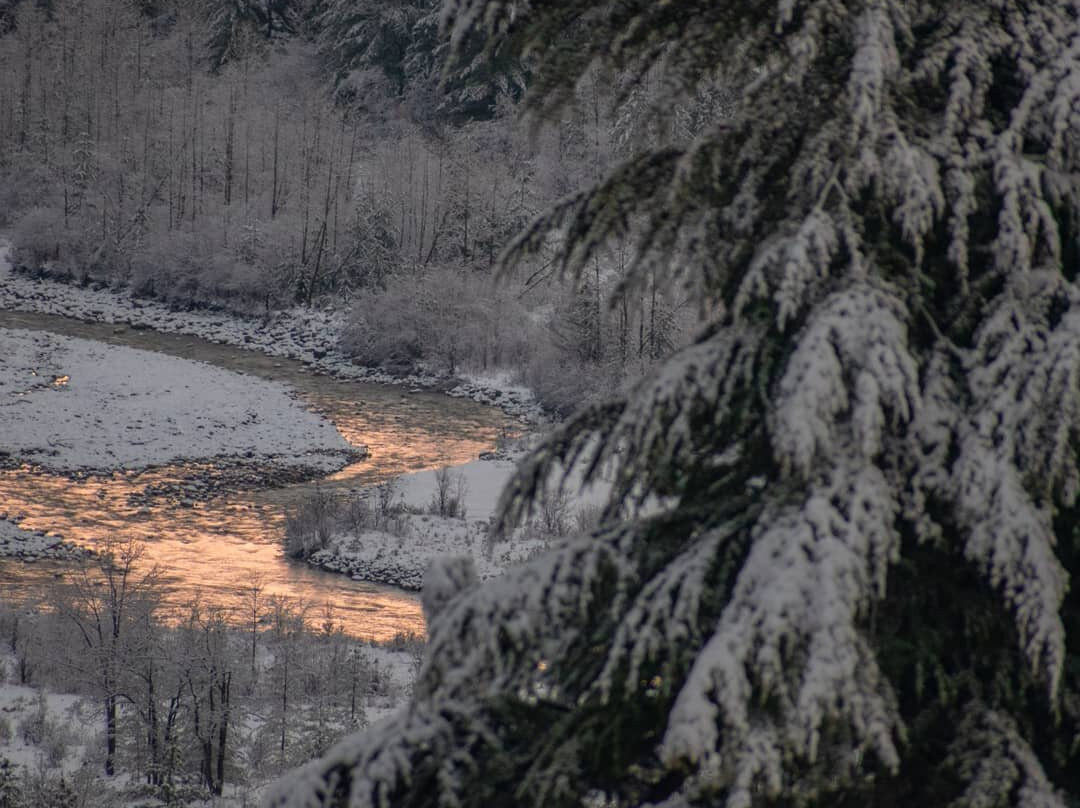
0 241 542 422
0 517 89 562
303 451 608 590
0 634 418 808
0 327 356 473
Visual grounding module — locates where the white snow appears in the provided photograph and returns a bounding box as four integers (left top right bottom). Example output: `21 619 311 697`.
394 455 521 522
0 681 91 773
0 517 88 561
0 327 354 472
309 449 611 590
0 240 543 422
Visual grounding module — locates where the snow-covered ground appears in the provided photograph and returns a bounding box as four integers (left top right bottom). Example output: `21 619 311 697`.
0 682 92 775
0 241 543 422
0 327 356 472
0 517 89 562
0 640 420 808
307 450 610 590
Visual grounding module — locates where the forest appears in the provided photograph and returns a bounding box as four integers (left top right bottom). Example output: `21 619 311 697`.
2 0 1080 807
1 538 420 806
0 0 700 414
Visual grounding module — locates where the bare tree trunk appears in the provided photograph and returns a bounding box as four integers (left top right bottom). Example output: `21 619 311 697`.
279 650 288 767
105 691 117 776
271 105 280 219
146 664 159 786
214 671 231 796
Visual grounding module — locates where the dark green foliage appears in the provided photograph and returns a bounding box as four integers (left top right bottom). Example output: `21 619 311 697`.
206 0 304 70
272 1 1080 806
313 0 525 120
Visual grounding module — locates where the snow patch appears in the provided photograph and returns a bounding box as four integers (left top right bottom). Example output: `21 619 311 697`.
0 327 354 472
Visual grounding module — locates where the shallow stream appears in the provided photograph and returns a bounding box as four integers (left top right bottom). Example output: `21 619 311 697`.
0 310 509 640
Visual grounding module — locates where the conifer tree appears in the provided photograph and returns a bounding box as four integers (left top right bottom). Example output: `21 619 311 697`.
273 1 1080 806
314 0 524 119
206 0 303 70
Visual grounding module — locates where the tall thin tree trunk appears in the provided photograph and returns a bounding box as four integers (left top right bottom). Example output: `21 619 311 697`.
105 691 117 776
214 671 231 796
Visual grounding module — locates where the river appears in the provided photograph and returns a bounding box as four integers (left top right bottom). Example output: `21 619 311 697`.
0 310 510 640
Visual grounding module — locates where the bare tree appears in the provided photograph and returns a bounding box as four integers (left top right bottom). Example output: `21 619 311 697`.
58 537 163 777
177 596 235 797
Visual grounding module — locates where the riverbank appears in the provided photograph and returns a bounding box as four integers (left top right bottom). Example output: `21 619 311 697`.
0 617 420 808
0 517 89 562
0 327 358 473
0 242 543 423
299 451 608 591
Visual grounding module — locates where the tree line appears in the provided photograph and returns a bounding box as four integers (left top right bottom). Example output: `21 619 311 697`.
0 0 719 413
0 538 413 806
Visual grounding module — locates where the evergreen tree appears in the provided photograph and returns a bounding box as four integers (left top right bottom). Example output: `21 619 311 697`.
314 0 524 119
206 0 304 70
273 1 1080 806
313 0 430 101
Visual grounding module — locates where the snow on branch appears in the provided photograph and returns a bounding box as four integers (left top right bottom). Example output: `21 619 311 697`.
847 3 903 142
734 209 840 329
968 286 1080 500
945 704 1067 808
661 464 903 805
602 328 762 505
593 521 742 702
952 437 1067 696
771 285 919 477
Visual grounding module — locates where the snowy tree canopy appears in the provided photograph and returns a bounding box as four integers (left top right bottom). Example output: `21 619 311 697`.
271 1 1080 806
314 0 526 118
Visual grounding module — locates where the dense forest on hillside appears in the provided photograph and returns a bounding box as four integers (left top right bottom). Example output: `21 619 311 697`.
0 0 718 412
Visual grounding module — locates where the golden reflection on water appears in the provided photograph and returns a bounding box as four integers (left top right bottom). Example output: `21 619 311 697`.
0 311 509 640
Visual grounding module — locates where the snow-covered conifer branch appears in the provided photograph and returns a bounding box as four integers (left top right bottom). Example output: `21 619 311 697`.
279 1 1080 804
945 705 1067 808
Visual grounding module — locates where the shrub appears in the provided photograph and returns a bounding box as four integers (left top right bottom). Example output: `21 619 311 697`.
340 268 535 375
10 208 89 275
428 467 467 520
283 487 340 558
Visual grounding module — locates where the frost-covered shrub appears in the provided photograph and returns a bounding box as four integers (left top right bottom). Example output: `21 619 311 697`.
340 491 410 537
518 483 572 538
374 479 401 522
428 467 467 519
0 758 21 808
284 487 340 558
384 632 425 674
10 208 90 276
518 344 623 417
127 231 283 314
0 160 60 228
16 691 67 765
17 692 47 746
340 269 535 374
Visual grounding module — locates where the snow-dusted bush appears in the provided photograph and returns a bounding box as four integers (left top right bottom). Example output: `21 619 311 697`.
428 467 468 519
284 487 340 558
339 492 411 537
9 208 90 278
340 268 535 374
518 339 622 416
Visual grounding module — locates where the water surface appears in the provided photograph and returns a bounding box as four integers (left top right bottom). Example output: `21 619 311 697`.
0 310 509 640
